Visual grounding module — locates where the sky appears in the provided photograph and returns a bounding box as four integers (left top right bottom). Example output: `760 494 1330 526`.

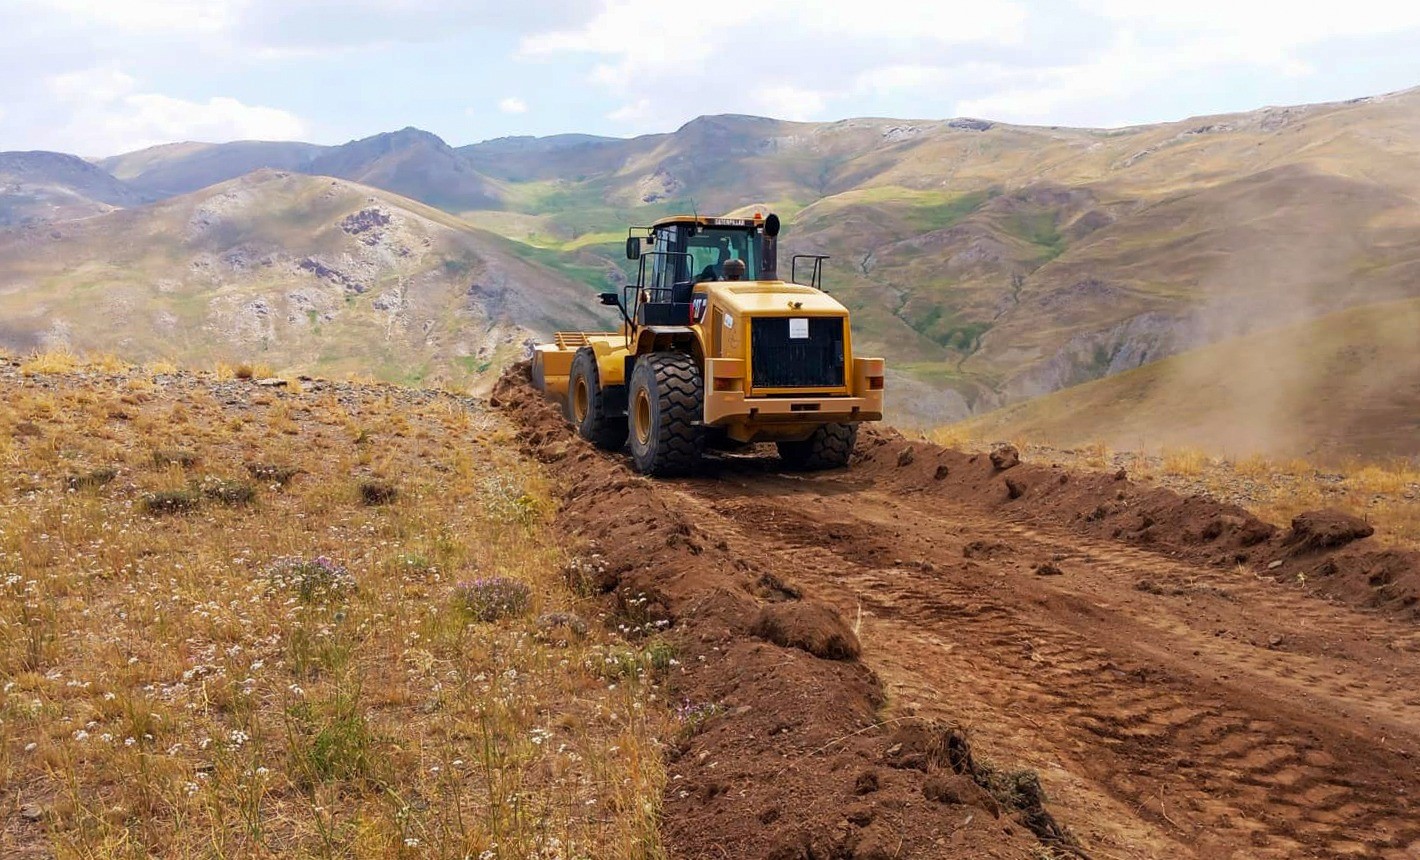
4 0 1420 156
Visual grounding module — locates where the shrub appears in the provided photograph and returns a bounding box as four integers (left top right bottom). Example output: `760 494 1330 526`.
453 577 532 622
267 556 356 602
359 479 398 506
65 468 117 491
200 478 257 506
152 449 199 469
140 489 201 515
246 462 302 486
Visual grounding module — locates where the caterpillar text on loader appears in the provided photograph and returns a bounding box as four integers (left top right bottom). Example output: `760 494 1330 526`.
531 212 885 476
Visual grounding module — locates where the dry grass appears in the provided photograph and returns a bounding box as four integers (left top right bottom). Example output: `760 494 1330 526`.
0 357 671 859
145 359 179 375
1160 447 1210 477
20 350 82 375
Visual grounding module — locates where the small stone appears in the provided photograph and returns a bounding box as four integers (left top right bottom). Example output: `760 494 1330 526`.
19 803 43 821
1114 468 1128 481
1267 634 1285 648
1034 562 1064 577
989 444 1020 471
1267 559 1284 570
896 447 915 467
933 464 950 480
854 769 880 795
1005 477 1026 499
256 377 288 387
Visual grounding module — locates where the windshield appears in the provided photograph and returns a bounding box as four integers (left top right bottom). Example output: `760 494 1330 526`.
686 227 758 282
653 225 760 286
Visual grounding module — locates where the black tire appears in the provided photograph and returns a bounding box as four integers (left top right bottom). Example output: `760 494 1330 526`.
567 349 628 450
627 352 704 476
777 423 858 471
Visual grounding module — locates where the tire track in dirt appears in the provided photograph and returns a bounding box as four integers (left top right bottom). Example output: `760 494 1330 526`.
679 463 1420 859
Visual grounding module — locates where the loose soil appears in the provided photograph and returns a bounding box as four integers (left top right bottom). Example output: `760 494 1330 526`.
497 368 1420 859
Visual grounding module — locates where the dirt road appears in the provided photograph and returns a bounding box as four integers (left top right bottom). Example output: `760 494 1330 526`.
497 370 1420 859
677 452 1420 859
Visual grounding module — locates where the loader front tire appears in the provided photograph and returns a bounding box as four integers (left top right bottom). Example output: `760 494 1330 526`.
628 352 704 476
568 349 628 451
777 423 857 471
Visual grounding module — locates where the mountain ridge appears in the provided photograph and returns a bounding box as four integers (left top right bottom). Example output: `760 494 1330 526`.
6 84 1420 451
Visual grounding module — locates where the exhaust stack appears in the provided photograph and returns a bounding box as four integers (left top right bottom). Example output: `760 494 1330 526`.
760 213 781 280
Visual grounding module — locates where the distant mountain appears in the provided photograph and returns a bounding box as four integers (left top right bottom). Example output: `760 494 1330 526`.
0 170 609 386
100 140 321 198
13 85 1420 450
0 151 148 225
308 127 502 211
100 128 502 212
451 90 1420 432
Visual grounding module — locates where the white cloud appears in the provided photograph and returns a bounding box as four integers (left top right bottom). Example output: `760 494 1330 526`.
498 96 528 114
752 86 829 122
606 98 652 124
953 5 1420 126
46 68 306 154
522 0 1028 129
25 0 239 34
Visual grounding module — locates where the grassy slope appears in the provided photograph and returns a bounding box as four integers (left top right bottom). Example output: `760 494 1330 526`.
0 355 669 857
449 89 1420 429
31 86 1420 447
953 298 1420 461
0 171 612 389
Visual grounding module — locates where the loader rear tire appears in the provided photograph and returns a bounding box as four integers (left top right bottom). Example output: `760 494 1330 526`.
567 349 627 451
628 352 704 476
777 423 857 471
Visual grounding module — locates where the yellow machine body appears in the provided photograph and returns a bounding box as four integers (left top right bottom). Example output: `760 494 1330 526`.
532 213 884 445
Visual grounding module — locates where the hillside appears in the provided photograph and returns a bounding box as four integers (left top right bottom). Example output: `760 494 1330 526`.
0 151 148 225
99 128 502 211
0 357 668 858
0 170 610 386
462 91 1420 424
953 298 1420 461
6 84 1419 443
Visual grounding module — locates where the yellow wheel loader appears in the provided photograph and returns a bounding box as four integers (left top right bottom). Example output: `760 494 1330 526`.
532 212 884 476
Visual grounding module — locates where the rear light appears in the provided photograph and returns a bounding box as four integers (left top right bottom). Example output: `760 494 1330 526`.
713 377 740 392
868 376 884 390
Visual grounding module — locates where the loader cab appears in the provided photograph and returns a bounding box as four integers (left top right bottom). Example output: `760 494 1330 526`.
651 223 761 291
626 216 774 327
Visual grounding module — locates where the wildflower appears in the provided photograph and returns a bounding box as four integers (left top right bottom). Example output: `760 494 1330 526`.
73 730 89 742
453 577 532 622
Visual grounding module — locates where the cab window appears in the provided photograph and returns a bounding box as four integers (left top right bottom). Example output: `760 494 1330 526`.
686 228 757 282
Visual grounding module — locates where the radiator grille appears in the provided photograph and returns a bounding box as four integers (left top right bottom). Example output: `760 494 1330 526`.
750 316 845 389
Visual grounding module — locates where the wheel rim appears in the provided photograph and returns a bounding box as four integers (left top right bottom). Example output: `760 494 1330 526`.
633 387 652 446
573 377 589 422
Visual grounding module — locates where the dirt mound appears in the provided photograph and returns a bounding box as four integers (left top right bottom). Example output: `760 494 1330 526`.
855 428 1420 619
751 601 862 660
493 365 1070 858
1285 508 1376 550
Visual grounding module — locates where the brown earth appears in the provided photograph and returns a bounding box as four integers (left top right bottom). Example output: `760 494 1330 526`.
496 366 1420 859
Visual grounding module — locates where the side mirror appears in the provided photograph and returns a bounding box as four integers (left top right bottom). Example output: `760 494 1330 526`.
625 237 641 260
599 291 621 306
765 213 781 237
